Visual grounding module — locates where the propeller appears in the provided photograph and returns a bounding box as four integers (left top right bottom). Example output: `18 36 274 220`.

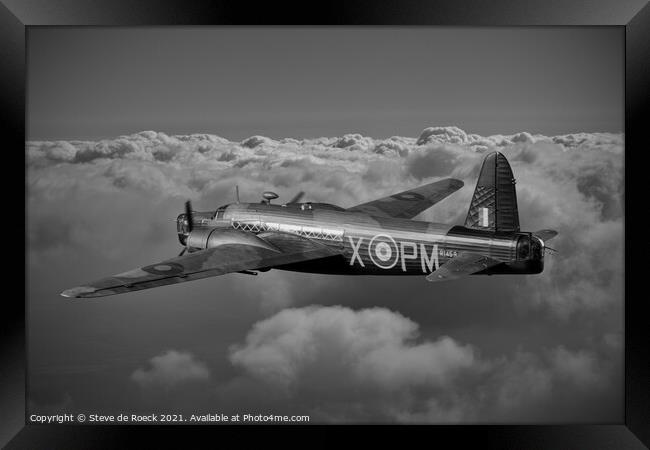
185 200 194 233
177 200 194 256
287 191 305 204
545 246 558 256
533 229 559 257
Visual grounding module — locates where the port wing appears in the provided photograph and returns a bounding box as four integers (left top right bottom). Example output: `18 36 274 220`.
61 232 342 298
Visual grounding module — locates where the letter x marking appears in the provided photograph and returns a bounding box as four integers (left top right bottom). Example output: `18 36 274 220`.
349 236 365 267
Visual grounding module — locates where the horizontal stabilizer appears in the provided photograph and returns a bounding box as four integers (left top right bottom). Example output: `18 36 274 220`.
426 252 501 282
533 229 558 242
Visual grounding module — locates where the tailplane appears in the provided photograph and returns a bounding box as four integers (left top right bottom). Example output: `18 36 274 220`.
465 151 520 232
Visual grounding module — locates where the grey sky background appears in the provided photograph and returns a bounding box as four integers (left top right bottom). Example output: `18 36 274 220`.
27 27 622 141
27 27 624 423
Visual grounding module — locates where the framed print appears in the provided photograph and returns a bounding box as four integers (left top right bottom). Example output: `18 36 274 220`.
2 0 648 447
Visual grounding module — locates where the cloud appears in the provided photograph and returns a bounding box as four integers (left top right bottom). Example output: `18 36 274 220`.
406 143 480 180
239 270 296 315
549 345 604 387
227 305 480 421
26 127 622 168
131 350 210 389
226 305 614 422
230 306 476 391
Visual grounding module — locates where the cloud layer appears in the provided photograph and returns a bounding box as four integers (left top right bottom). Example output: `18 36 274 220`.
28 125 624 422
226 305 617 422
27 126 622 167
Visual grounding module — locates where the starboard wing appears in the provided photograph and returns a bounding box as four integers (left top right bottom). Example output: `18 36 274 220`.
61 231 343 298
425 252 501 282
346 178 464 219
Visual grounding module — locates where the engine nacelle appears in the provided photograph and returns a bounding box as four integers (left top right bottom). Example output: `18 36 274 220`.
186 228 214 249
186 228 280 253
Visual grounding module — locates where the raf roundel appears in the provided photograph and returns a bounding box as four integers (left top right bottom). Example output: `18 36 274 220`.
142 262 185 276
375 242 392 262
368 234 399 269
391 192 425 201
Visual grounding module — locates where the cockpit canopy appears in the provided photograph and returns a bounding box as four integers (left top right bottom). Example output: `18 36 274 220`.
214 204 230 220
293 202 345 212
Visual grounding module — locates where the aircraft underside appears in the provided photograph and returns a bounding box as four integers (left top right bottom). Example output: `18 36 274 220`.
272 247 544 276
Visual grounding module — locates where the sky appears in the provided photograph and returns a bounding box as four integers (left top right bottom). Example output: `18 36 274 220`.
26 27 624 424
27 27 623 141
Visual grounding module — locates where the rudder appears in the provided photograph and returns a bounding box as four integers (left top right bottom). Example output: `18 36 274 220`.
465 151 519 232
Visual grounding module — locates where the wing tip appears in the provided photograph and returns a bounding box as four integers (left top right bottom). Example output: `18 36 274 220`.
425 273 450 282
435 178 464 190
60 286 98 299
450 178 464 189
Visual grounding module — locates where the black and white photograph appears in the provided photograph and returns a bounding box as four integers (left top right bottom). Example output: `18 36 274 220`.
26 26 625 425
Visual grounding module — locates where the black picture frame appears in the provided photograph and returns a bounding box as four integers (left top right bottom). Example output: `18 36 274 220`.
3 0 648 447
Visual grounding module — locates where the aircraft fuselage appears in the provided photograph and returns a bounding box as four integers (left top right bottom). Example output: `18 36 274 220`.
181 202 543 277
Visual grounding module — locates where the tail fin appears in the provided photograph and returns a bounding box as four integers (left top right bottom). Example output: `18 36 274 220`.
465 151 520 232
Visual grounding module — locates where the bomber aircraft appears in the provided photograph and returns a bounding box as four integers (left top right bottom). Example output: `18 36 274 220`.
61 151 558 298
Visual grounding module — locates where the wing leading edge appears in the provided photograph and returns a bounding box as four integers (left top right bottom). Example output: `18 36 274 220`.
61 232 342 298
346 178 464 219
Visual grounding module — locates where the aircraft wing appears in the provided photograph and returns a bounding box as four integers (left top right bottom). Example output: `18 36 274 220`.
426 252 501 282
61 231 343 298
346 178 464 219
